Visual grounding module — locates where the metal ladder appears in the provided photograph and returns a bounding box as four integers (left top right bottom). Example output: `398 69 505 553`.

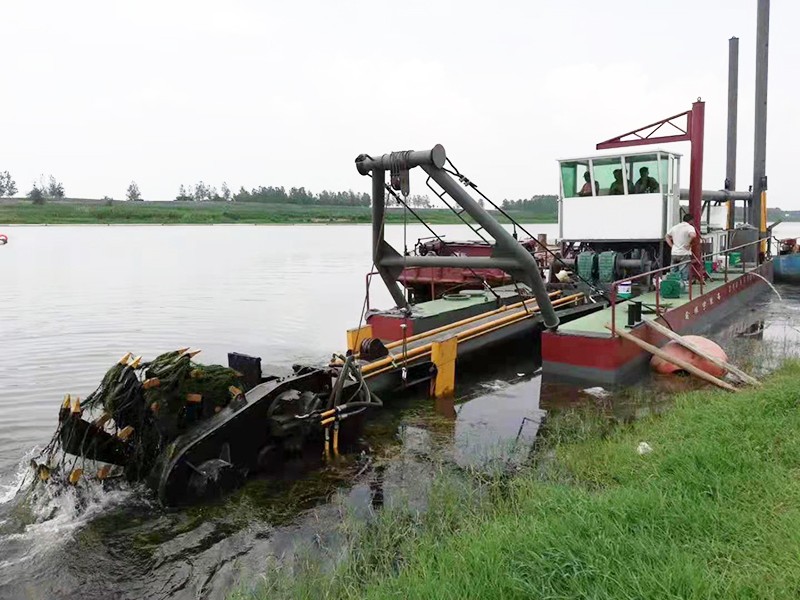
425 176 490 244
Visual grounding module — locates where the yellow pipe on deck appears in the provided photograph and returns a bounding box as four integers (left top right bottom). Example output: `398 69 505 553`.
363 294 584 380
361 341 435 375
343 291 558 360
362 293 584 377
454 293 583 345
381 291 562 352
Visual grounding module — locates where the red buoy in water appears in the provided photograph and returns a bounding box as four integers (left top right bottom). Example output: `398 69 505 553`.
650 335 727 378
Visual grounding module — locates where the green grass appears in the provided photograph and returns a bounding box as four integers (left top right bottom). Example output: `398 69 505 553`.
236 362 800 599
0 200 556 226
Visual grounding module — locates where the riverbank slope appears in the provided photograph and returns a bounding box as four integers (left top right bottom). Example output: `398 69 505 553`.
243 361 800 599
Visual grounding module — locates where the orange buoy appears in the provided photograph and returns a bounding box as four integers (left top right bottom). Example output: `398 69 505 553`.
650 335 728 378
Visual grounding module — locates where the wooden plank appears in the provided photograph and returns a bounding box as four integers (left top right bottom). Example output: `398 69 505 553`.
643 319 761 387
604 325 737 392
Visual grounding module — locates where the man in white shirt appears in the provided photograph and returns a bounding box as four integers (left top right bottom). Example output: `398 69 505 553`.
665 214 697 281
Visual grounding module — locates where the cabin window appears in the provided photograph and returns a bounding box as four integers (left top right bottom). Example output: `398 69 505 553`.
560 161 591 198
624 153 661 194
591 156 625 196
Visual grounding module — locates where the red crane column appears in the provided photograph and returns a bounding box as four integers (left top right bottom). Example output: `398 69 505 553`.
688 100 705 272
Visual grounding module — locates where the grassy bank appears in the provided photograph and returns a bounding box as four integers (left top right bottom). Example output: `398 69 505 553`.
240 362 800 599
0 200 556 226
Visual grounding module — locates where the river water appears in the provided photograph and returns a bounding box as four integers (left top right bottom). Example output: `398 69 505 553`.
1 223 799 600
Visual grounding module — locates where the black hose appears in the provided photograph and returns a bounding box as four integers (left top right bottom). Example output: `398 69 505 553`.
330 355 353 408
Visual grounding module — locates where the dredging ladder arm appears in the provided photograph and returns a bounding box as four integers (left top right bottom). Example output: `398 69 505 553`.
356 144 559 329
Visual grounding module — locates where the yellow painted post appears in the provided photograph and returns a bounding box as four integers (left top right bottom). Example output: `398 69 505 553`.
430 337 458 399
346 324 373 353
760 190 767 255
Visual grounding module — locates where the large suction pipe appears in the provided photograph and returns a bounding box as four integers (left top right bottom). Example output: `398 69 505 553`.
680 189 751 203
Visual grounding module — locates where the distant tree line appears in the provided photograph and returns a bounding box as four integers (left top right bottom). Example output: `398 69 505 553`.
0 171 17 197
232 185 369 206
28 175 65 205
176 181 232 202
385 194 435 209
1 166 558 212
501 195 558 215
173 181 453 209
175 182 372 207
0 170 144 204
126 181 142 201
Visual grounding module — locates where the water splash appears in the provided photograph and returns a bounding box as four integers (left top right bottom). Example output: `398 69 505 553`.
750 271 783 301
0 457 140 573
479 379 512 392
0 447 40 505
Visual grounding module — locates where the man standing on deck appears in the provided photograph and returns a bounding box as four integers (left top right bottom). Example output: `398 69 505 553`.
665 214 697 281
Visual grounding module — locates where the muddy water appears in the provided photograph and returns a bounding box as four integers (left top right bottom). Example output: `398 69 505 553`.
1 224 799 600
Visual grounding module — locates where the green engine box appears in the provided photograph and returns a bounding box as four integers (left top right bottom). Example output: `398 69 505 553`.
576 251 598 282
597 251 619 284
660 274 682 299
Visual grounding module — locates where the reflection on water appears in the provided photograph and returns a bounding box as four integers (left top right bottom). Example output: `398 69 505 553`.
715 282 800 372
434 395 457 419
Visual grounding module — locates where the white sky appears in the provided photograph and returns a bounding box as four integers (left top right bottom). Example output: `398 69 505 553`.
2 1 798 206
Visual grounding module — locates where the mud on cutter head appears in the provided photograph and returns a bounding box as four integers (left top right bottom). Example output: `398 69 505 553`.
34 349 381 505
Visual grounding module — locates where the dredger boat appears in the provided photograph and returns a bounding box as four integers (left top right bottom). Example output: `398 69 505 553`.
34 20 777 504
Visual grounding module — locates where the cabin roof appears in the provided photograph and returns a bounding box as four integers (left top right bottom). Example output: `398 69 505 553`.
557 148 683 163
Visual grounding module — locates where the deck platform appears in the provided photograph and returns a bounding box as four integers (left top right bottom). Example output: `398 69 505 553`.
542 262 774 384
559 271 751 338
366 284 527 341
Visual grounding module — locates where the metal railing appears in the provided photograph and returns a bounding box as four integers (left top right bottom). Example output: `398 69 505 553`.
609 237 767 335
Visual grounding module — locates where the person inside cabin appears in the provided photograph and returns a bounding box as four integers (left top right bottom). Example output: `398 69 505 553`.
609 169 625 195
665 213 697 281
634 166 660 194
578 171 599 196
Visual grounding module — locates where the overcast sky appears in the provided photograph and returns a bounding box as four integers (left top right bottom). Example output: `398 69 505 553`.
2 1 797 206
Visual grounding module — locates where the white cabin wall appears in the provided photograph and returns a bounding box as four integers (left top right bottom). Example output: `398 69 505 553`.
561 193 665 240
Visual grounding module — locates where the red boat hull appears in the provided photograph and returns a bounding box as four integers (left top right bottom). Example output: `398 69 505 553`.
542 262 773 384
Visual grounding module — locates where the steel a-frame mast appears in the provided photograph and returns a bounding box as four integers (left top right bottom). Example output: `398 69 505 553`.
355 145 559 329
